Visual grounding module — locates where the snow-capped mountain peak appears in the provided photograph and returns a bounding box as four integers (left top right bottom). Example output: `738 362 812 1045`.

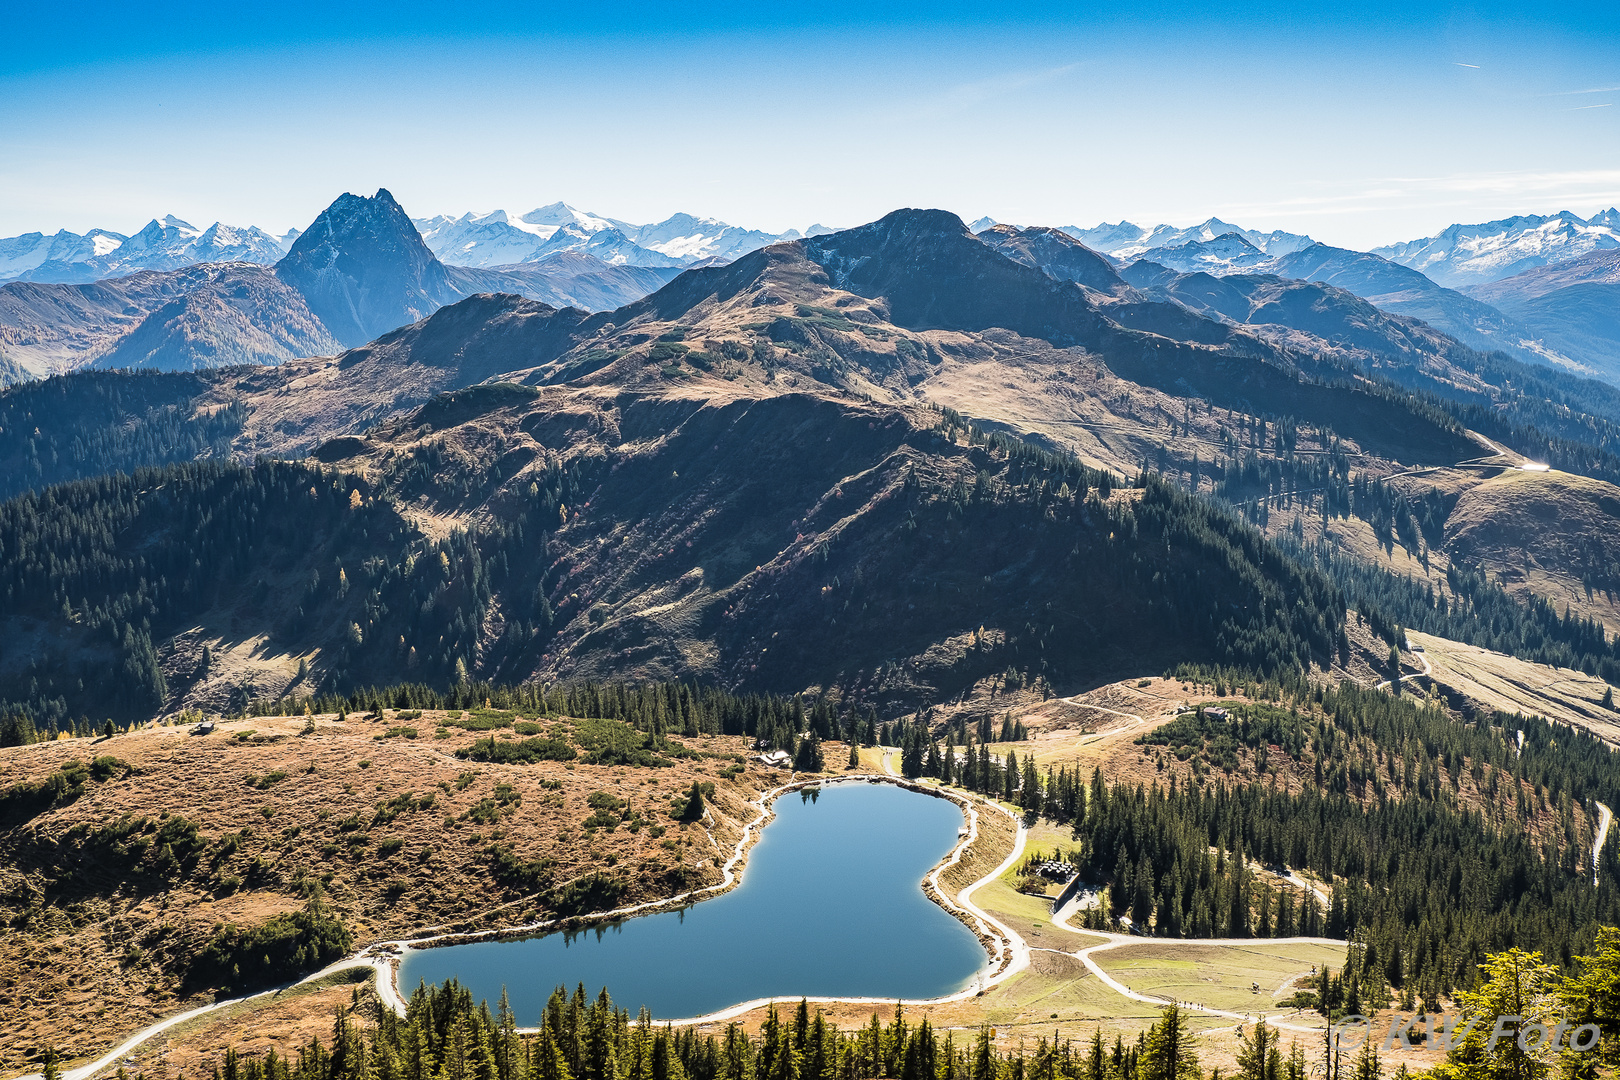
519 202 619 236
1373 210 1620 287
412 203 812 268
0 213 293 284
1063 218 1312 259
88 230 125 257
1133 231 1272 274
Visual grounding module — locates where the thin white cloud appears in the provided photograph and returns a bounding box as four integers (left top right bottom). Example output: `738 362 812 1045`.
1453 62 1480 68
1552 85 1620 95
1569 103 1613 110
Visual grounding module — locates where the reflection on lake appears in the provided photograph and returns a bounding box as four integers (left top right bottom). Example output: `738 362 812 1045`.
397 782 987 1019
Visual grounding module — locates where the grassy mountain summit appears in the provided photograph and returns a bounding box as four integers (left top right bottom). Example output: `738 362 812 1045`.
7 207 1620 725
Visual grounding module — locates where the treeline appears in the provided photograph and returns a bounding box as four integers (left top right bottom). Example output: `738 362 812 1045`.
888 679 1620 991
249 679 1014 771
0 459 409 727
1283 533 1620 682
1309 328 1620 489
914 411 1344 674
934 406 1119 500
258 680 833 747
142 979 1224 1080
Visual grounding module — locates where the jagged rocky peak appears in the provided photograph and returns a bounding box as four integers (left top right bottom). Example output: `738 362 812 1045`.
275 188 457 347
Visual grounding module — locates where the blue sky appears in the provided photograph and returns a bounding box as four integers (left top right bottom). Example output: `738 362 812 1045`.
3 0 1617 248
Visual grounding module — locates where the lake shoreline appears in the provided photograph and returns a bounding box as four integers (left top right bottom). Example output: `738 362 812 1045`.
370 771 1029 1024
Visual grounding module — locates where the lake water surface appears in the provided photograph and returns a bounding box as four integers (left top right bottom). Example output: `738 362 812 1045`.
397 782 988 1020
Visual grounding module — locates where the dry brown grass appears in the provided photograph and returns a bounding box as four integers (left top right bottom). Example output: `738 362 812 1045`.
0 711 783 1073
1412 630 1620 742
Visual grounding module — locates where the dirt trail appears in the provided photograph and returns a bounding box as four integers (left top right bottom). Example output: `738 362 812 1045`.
1044 900 1339 1032
1374 647 1432 691
1057 694 1148 746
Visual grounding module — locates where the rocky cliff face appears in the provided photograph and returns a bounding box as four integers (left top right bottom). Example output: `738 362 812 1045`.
274 188 461 347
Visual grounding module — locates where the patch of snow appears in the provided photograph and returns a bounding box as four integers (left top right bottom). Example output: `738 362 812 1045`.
1066 217 1313 259
1374 211 1620 286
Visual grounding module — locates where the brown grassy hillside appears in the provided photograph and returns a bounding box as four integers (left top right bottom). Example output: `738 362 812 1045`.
0 711 782 1073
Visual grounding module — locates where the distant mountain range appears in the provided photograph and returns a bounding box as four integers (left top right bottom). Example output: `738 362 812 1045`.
14 203 1614 290
1114 233 1572 368
1039 209 1620 289
1059 217 1318 259
0 217 298 284
413 204 832 269
5 194 1620 388
0 190 684 382
1372 210 1620 288
0 203 833 286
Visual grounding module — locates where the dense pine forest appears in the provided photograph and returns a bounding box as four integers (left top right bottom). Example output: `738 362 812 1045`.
881 678 1620 990
0 416 1348 733
120 979 1225 1080
0 371 243 503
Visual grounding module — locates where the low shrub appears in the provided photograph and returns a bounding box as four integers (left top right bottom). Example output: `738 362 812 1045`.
194 900 351 990
457 735 577 765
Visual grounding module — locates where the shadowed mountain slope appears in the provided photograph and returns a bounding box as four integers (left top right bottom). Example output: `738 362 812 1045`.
273 188 461 347
0 388 1345 726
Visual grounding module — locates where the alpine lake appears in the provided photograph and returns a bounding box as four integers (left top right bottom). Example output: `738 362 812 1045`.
396 781 990 1020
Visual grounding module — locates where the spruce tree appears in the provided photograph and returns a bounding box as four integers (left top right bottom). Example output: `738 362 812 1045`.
1137 1005 1200 1080
1236 1020 1275 1080
680 782 705 821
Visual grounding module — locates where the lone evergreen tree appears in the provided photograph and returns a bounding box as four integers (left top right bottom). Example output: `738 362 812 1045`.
680 782 705 821
1236 1019 1275 1080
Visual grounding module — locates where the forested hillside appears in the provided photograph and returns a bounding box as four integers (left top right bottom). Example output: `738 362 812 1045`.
0 394 1345 730
0 370 243 501
883 676 1618 991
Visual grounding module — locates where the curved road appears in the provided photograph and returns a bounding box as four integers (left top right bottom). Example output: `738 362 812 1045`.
1048 903 1340 1033
1374 646 1432 692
